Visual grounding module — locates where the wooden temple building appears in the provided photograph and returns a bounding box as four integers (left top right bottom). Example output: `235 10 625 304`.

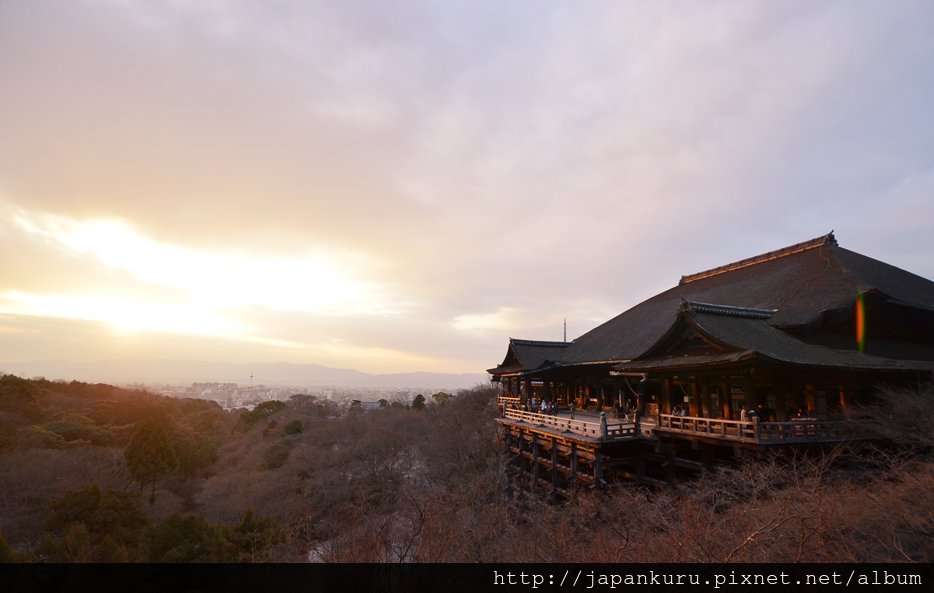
489 233 934 490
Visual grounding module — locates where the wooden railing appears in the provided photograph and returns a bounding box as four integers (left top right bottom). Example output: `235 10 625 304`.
656 414 850 444
755 418 851 443
502 408 644 440
497 395 521 409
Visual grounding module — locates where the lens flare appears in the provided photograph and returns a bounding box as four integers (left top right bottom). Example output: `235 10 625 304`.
855 293 866 353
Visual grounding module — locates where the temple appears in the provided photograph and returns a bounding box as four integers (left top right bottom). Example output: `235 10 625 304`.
489 233 934 490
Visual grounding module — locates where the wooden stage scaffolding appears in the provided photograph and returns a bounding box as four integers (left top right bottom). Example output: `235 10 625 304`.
496 398 860 496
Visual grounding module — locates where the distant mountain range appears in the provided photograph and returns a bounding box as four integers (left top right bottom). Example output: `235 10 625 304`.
0 359 489 390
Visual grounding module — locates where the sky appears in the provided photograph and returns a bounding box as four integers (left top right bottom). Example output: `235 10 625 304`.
1 0 934 379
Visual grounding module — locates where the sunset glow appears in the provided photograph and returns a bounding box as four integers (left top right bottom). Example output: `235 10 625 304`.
1 0 933 379
13 210 386 316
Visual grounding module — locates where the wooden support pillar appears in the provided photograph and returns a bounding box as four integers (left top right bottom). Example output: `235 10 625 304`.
702 444 715 471
690 383 700 416
701 382 712 417
838 386 848 411
665 446 678 486
531 434 540 485
551 438 559 491
517 430 526 472
570 444 578 478
806 384 816 414
636 456 646 484
594 450 604 485
721 382 731 419
744 377 761 409
815 387 827 417
662 378 672 414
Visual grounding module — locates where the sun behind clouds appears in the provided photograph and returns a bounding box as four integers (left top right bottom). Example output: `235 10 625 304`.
5 208 394 340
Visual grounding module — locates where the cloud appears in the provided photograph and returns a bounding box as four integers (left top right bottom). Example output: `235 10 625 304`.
11 207 392 315
1 0 933 375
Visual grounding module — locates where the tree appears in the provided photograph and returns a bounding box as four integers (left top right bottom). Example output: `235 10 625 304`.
142 514 235 562
238 400 287 429
125 416 177 505
284 419 303 435
41 483 139 561
231 508 286 562
46 484 147 541
412 394 426 410
432 392 452 406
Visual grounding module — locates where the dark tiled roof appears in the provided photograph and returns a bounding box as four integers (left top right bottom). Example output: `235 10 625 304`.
487 338 570 375
560 234 934 365
616 309 933 373
492 234 934 375
614 350 756 371
688 311 933 371
679 233 837 284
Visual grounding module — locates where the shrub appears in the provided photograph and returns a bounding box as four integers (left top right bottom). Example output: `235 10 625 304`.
260 443 291 470
284 420 303 435
238 401 287 429
142 514 235 562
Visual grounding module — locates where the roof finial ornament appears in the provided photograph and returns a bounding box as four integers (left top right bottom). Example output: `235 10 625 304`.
678 297 693 313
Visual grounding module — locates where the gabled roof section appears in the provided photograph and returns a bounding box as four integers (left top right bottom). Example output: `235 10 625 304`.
679 233 837 284
615 306 934 373
633 304 740 361
685 308 933 371
487 338 570 376
560 232 934 366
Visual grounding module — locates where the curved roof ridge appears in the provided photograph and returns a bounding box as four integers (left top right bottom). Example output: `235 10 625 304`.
679 232 837 285
509 338 570 347
683 300 777 320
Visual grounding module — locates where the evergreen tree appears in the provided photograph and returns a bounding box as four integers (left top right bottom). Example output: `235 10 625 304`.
142 514 235 562
125 416 177 504
231 508 286 562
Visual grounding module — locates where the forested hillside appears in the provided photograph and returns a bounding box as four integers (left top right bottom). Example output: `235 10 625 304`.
0 375 930 562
